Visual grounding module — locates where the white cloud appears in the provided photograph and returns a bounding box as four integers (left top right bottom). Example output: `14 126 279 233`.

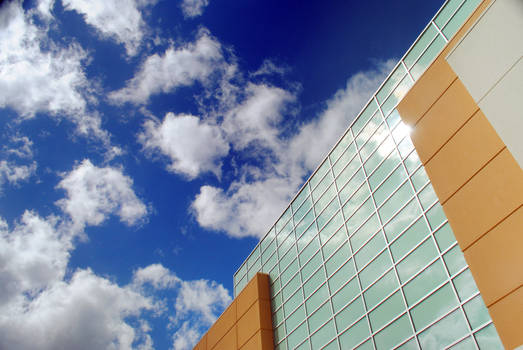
251 59 290 77
110 31 225 105
4 135 33 159
132 264 180 289
138 113 230 179
180 0 209 18
56 159 148 230
171 322 202 350
62 0 158 56
0 160 36 191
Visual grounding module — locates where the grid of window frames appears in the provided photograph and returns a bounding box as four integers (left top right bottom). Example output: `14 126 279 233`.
232 0 504 349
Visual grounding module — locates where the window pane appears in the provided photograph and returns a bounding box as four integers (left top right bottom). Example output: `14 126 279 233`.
310 160 330 190
332 143 357 177
294 196 313 224
356 112 382 148
276 208 292 233
411 283 458 331
463 294 490 330
336 156 362 190
404 151 422 174
379 182 414 223
419 183 439 210
411 166 430 191
282 271 301 300
311 320 336 350
364 269 399 310
352 100 378 136
292 185 310 213
404 259 447 306
390 217 429 261
279 245 297 272
301 251 322 281
339 318 370 349
335 296 365 332
444 245 467 276
397 136 415 158
306 283 329 314
375 313 412 350
281 258 299 287
299 235 320 264
360 251 392 289
404 25 438 68
434 223 456 252
284 289 304 316
318 204 342 242
328 258 356 293
309 302 332 333
376 64 407 103
296 209 315 242
303 267 326 299
322 226 349 261
369 291 405 332
449 337 475 350
355 231 386 270
373 166 408 207
411 35 446 80
419 309 469 348
330 132 353 165
453 268 478 301
474 323 504 349
314 184 336 214
435 0 462 28
286 305 306 333
341 182 369 218
363 137 395 174
426 203 447 230
332 275 359 310
345 197 374 233
368 149 401 191
397 238 438 283
381 75 413 117
349 214 380 252
325 241 351 277
287 322 308 349
442 0 482 39
385 200 423 242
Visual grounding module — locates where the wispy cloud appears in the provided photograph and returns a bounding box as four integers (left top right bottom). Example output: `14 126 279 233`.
180 0 209 18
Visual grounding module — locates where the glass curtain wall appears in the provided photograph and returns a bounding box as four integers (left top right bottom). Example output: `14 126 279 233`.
233 0 503 348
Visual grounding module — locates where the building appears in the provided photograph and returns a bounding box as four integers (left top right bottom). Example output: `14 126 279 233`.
194 0 522 348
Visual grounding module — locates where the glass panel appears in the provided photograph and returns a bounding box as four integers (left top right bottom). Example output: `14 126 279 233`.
444 245 467 276
385 200 423 242
301 251 322 281
435 0 463 28
443 0 482 39
376 64 407 103
336 156 362 190
282 270 301 300
303 266 326 299
426 202 447 230
369 291 405 331
325 241 351 277
355 339 373 350
332 275 359 310
287 322 308 349
434 223 456 252
352 100 378 136
345 197 374 233
397 136 415 159
279 244 297 272
355 231 386 270
341 182 369 218
396 238 438 283
247 246 260 269
314 184 336 214
418 309 469 348
349 214 380 252
396 338 418 350
339 318 370 349
284 289 303 316
332 143 357 177
335 296 365 332
359 251 392 289
276 207 292 233
294 196 313 224
322 226 348 261
277 220 294 247
368 149 401 191
449 337 476 350
381 75 413 117
387 109 402 129
310 160 331 190
378 182 414 223
281 258 299 289
411 166 430 191
404 25 438 68
362 137 395 173
306 283 329 314
292 184 310 213
411 35 446 80
474 323 504 350
274 322 286 344
318 203 342 240
330 131 353 165
373 166 408 207
339 170 366 205
296 209 315 242
328 258 356 293
453 268 478 301
286 305 306 333
299 235 319 264
404 259 447 306
364 269 399 310
404 151 422 174
272 292 283 311
247 258 261 279
411 283 458 331
356 111 382 148
392 121 412 144
390 217 429 261
262 238 277 264
309 302 332 333
274 307 285 326
262 251 278 274
464 294 490 330
419 183 439 210
311 320 336 350
375 313 412 350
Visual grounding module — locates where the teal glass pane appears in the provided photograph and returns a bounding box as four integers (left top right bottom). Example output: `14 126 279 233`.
282 270 301 300
309 302 332 333
339 318 370 349
359 251 392 289
376 64 407 103
296 209 315 241
362 137 395 174
335 156 361 190
339 170 366 205
284 289 304 316
311 320 336 350
303 266 326 298
397 238 438 282
314 184 336 214
332 143 357 177
404 150 422 174
270 265 280 290
272 291 283 311
404 259 447 306
411 35 446 80
273 306 285 326
276 207 292 233
442 0 481 39
419 183 439 210
364 269 399 310
301 251 322 281
276 342 288 350
444 245 467 276
323 339 340 350
274 322 286 344
373 166 408 207
279 244 297 272
434 223 456 252
312 175 334 208
381 75 413 117
390 217 429 261
449 337 476 350
395 338 418 350
310 159 331 190
352 99 378 135
355 231 386 270
385 200 423 242
237 262 247 281
294 196 313 223
287 322 308 349
356 339 373 350
325 241 352 277
322 226 348 261
247 258 261 279
277 219 294 247
419 309 469 348
332 275 360 310
360 123 390 162
299 236 320 265
404 25 438 68
262 238 276 264
435 0 463 28
397 136 415 159
286 304 306 333
378 181 414 223
345 197 374 233
474 323 504 350
375 313 412 350
281 258 299 288
463 295 490 330
391 120 412 144
306 283 329 314
330 131 353 165
335 296 365 332
453 268 478 301
411 283 458 331
368 149 401 191
411 166 430 191
356 112 382 148
247 246 260 268
318 204 342 241
387 109 402 129
341 182 369 218
426 203 447 230
349 214 380 252
369 291 405 332
236 274 247 295
328 258 356 293
292 184 310 213
296 339 310 350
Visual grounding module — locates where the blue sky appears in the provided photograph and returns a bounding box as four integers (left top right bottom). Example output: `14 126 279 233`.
0 0 442 349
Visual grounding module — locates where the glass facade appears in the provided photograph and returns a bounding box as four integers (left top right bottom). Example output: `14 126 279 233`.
233 0 503 348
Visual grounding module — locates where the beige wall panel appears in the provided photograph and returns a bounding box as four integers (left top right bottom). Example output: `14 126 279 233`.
410 78 478 163
397 57 456 126
207 302 237 350
442 148 523 249
464 207 523 306
212 326 237 350
488 286 523 349
424 110 505 203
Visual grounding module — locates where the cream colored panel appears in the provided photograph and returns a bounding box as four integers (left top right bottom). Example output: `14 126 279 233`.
478 58 523 169
446 0 523 101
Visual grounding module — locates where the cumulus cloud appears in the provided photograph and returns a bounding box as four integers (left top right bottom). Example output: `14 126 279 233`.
132 263 180 289
138 113 230 179
4 135 33 159
0 160 37 191
180 0 209 18
62 0 158 56
56 159 148 230
110 31 225 105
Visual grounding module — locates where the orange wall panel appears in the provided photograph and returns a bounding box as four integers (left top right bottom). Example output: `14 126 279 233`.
488 286 523 350
213 326 237 350
239 330 274 350
206 302 237 349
